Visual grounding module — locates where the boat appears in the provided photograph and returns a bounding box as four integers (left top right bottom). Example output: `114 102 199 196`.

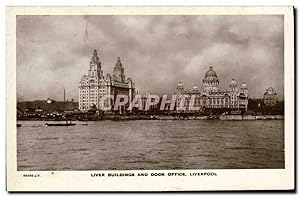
45 123 76 126
207 115 219 120
150 115 158 120
45 120 76 126
17 124 22 127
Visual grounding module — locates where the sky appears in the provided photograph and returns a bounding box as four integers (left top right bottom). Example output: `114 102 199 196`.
17 15 284 101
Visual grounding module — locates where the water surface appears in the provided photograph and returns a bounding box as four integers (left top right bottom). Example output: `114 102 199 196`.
17 120 284 170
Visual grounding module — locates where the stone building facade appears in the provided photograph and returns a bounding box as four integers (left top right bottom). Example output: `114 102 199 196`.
78 50 135 112
176 66 249 114
263 87 278 106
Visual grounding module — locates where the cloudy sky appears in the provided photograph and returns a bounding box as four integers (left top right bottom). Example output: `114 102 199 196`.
17 15 284 101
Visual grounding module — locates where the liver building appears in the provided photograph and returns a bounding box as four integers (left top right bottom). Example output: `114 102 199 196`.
176 66 248 114
78 50 135 112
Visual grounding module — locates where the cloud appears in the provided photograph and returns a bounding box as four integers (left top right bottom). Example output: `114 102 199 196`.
17 15 284 101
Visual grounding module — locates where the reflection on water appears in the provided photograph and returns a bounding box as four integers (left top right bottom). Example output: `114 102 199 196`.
17 120 284 170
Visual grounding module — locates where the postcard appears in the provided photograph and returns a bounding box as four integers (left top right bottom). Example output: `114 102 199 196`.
6 6 294 191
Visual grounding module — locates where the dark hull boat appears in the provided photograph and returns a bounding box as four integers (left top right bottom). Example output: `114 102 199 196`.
45 120 76 126
45 123 76 126
17 124 22 127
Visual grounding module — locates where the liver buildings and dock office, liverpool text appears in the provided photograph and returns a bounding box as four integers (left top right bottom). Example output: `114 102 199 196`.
79 50 248 113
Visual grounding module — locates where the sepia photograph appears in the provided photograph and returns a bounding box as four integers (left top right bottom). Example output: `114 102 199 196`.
16 14 285 171
7 6 294 191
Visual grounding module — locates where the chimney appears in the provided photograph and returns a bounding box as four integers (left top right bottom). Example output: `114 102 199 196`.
64 89 66 102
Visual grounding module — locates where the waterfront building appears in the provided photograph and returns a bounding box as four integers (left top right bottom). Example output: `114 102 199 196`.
17 99 78 114
175 82 202 113
263 87 278 106
140 93 161 114
78 50 135 113
176 66 249 114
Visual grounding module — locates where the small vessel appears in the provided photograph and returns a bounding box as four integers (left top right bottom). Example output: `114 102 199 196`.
17 124 22 127
150 115 158 120
45 119 76 126
207 115 219 120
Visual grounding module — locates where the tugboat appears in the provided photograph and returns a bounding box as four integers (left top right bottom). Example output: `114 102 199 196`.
45 119 76 126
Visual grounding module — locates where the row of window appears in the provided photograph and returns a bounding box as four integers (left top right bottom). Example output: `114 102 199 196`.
176 98 232 105
80 89 107 93
80 98 97 102
80 102 98 106
81 92 112 99
205 82 219 85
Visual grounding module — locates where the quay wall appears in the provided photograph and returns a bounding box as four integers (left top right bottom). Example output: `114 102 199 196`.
256 115 284 120
220 115 284 120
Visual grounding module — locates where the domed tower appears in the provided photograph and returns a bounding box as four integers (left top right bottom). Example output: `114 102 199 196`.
113 57 125 82
89 49 103 78
90 50 101 69
229 78 238 92
241 81 248 96
177 81 184 93
203 65 219 92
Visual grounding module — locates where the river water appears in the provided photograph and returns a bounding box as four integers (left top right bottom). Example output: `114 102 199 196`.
17 120 284 170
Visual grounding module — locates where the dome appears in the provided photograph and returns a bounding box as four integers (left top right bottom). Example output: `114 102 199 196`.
203 66 219 84
177 81 184 88
241 81 247 88
230 78 237 85
192 85 199 90
229 78 237 89
205 66 218 78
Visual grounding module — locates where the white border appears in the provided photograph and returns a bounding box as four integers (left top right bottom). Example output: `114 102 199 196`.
6 6 295 191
